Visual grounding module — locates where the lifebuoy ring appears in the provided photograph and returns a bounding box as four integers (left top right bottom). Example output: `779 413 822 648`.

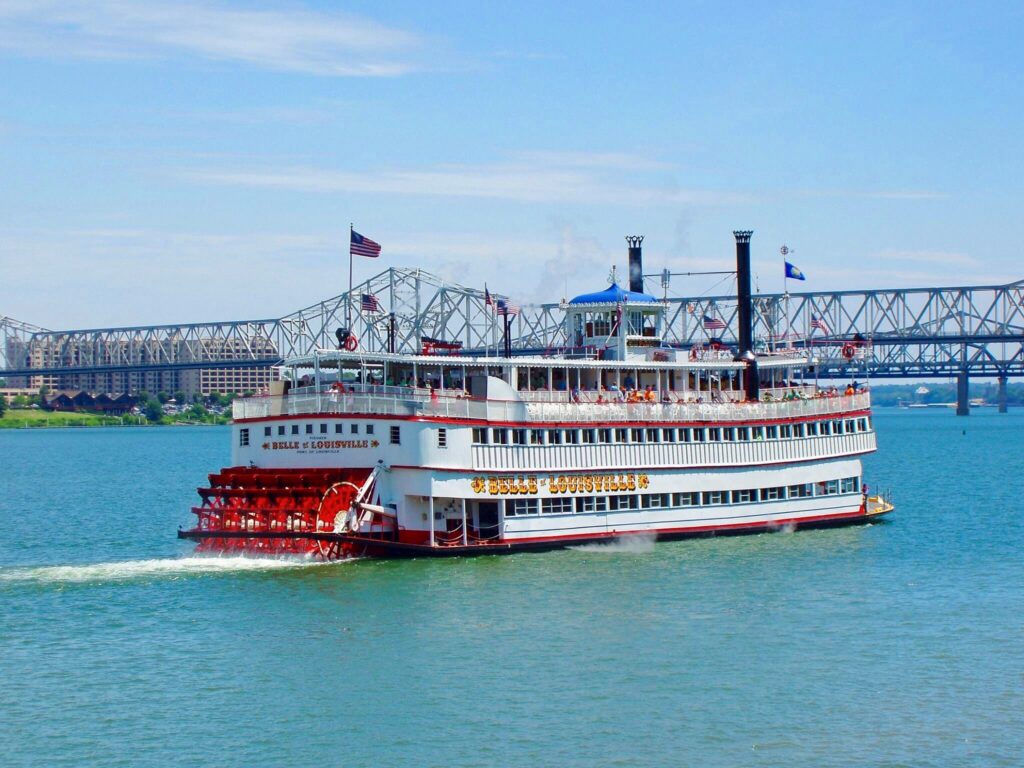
841 343 855 360
344 335 358 352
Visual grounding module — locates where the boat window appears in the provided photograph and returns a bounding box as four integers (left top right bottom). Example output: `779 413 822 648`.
547 429 562 445
472 428 488 444
436 428 447 448
278 425 285 435
581 429 596 444
662 428 675 442
239 428 249 447
739 426 752 441
291 424 299 435
858 418 868 432
760 487 784 501
641 493 670 509
845 419 856 433
350 423 358 434
598 428 612 444
608 494 638 511
832 419 843 434
493 428 508 445
507 499 538 516
264 427 271 436
390 425 401 445
708 428 721 442
631 428 645 443
366 424 374 435
679 428 692 443
722 427 735 442
335 423 343 434
841 477 858 493
805 422 818 437
564 430 580 445
305 424 313 434
673 492 700 506
703 491 725 505
645 428 660 443
692 428 706 443
615 428 629 443
731 489 755 504
780 424 792 439
511 429 527 445
530 429 546 445
788 483 813 498
750 426 763 441
541 498 573 515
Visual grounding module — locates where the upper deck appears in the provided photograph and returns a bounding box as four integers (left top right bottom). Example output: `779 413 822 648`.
233 386 870 425
235 348 868 425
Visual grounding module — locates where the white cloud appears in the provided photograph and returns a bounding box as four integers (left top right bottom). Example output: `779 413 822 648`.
179 154 749 207
0 1 424 76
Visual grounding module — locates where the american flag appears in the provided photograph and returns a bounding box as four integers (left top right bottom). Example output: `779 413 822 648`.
484 285 493 309
810 315 831 334
496 298 520 316
350 229 381 258
703 314 726 330
361 293 381 312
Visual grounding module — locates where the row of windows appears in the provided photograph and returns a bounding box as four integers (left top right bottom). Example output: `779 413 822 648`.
473 418 870 447
252 423 401 445
264 422 376 437
506 477 861 516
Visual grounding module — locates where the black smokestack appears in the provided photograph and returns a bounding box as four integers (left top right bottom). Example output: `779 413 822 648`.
733 230 759 401
626 235 644 293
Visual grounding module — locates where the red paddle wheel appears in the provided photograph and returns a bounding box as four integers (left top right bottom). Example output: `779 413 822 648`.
185 467 377 560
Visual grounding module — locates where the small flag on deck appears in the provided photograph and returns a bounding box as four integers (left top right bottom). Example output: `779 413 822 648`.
703 314 726 330
810 315 831 334
785 261 806 280
350 230 382 258
361 293 381 313
496 298 520 316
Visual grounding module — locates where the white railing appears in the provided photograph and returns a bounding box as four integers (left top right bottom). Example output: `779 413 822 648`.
233 390 870 424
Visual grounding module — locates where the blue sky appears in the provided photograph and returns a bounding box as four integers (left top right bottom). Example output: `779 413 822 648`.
2 1 1022 329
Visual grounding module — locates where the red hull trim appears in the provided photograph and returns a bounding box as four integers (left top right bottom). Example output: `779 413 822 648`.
179 506 889 559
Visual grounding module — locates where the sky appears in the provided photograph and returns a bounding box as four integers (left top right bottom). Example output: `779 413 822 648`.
2 0 1023 330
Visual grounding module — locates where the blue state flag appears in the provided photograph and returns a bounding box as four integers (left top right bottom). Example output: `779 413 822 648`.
785 261 806 280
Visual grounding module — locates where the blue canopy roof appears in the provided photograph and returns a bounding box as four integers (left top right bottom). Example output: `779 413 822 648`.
568 282 659 305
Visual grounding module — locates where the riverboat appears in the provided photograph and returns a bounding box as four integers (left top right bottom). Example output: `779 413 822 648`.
179 232 893 559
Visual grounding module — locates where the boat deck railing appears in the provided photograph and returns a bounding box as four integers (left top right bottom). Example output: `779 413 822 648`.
234 388 871 424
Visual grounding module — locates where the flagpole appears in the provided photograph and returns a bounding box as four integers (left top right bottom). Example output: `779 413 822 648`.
781 245 790 351
348 223 354 333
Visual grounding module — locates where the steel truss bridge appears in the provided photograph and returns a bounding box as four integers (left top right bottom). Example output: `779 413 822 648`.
4 268 1024 406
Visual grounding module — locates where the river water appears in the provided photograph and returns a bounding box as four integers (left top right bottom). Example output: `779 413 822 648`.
1 410 1022 767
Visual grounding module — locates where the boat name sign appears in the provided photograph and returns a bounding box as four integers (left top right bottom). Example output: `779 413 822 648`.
471 473 650 496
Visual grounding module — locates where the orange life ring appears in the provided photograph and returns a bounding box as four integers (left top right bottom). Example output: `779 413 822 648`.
841 343 855 360
344 335 358 352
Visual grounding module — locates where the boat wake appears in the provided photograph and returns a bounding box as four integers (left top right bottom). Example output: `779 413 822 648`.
573 533 658 554
0 556 335 585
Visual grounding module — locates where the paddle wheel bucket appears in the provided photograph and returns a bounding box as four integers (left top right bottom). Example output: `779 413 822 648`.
182 466 384 560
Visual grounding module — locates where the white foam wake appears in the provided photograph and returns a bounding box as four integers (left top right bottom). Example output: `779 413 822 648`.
573 533 658 554
0 556 332 584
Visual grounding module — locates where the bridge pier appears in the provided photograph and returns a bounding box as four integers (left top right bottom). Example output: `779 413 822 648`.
997 375 1008 413
956 370 970 416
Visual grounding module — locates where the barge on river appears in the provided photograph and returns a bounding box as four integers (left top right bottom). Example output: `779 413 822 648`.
179 232 893 559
